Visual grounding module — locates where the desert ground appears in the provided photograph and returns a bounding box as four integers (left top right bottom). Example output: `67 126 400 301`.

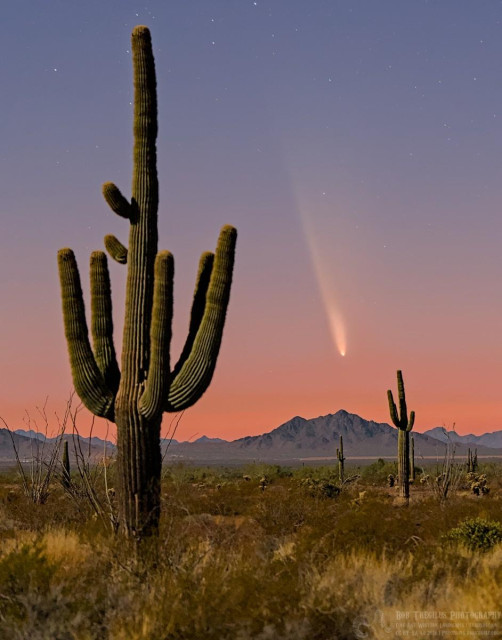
1 458 502 640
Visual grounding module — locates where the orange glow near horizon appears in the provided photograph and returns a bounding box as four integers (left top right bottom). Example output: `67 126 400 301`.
1 380 502 442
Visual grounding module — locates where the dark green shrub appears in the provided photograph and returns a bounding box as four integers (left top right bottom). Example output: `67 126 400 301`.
444 517 502 552
360 459 398 484
299 476 340 499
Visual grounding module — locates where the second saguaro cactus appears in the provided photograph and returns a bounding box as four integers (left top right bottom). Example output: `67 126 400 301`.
387 370 415 501
467 448 478 473
58 26 237 537
336 435 345 483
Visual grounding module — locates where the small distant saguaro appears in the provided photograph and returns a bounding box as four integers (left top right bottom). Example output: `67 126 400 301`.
57 26 237 538
387 370 415 501
336 435 345 483
467 447 478 473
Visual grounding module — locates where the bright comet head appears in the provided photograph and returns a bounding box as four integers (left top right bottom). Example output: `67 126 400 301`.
327 306 347 358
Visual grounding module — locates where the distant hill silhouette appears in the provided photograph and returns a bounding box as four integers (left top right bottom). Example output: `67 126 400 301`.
229 410 499 459
0 430 112 463
3 410 501 464
423 426 502 450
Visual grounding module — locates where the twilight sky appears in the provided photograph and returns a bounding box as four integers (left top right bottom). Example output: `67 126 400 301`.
2 1 502 440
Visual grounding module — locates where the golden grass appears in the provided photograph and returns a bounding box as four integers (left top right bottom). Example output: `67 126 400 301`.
1 464 502 639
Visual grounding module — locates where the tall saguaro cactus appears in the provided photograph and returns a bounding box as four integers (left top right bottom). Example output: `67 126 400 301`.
387 370 415 501
57 26 237 537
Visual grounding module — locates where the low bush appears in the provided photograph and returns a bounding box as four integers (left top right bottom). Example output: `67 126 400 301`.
360 458 398 484
444 516 502 552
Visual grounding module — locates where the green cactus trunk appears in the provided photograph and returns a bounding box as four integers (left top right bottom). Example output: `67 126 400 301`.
112 26 160 535
58 27 236 538
410 435 415 484
398 430 410 498
387 370 415 503
115 408 162 535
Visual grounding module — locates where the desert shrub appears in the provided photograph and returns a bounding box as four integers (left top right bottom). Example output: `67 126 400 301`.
299 476 340 499
250 484 314 535
241 463 294 481
360 459 398 484
297 467 341 499
0 533 110 639
294 464 336 480
0 543 53 609
1 485 91 533
444 517 502 552
163 464 241 485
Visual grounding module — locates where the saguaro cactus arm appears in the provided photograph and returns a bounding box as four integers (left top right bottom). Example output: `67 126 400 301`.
102 182 133 220
90 252 121 394
397 370 407 425
104 235 128 264
387 370 415 431
164 225 237 412
171 251 215 379
57 249 116 420
387 389 400 427
138 251 174 420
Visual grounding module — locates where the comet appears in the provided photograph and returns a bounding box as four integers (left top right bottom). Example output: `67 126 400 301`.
280 146 347 357
298 205 347 358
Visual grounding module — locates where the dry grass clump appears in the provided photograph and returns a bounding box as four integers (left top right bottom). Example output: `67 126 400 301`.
304 548 502 640
0 463 502 639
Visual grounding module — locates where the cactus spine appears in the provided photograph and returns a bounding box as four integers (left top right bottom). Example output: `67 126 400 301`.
336 435 345 483
62 440 70 489
387 370 415 501
57 26 237 537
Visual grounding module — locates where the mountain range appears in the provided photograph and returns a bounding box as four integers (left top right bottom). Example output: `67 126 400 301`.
2 410 501 464
423 426 502 449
